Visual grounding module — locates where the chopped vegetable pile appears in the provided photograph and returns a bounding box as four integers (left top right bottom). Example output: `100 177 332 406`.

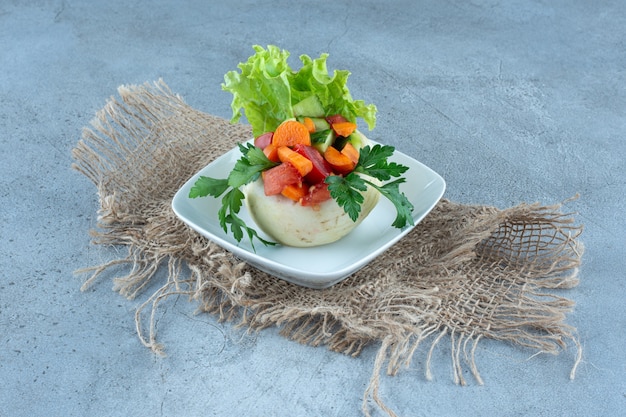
189 45 414 248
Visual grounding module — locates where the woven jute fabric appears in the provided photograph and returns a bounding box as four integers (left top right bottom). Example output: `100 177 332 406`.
72 80 583 417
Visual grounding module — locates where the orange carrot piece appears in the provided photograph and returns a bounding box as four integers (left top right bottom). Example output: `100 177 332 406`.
341 142 360 165
303 117 316 133
331 121 357 137
277 146 313 177
281 183 307 202
272 120 311 147
263 143 280 162
323 146 355 175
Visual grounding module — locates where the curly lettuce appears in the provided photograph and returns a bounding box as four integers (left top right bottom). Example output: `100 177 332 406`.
222 45 377 137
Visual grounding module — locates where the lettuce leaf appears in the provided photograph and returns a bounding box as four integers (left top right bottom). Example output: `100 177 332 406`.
222 45 377 138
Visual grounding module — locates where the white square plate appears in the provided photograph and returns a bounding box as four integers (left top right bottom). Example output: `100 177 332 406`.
172 141 445 289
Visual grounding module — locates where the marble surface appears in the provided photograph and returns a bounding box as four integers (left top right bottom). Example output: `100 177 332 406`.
1 1 624 416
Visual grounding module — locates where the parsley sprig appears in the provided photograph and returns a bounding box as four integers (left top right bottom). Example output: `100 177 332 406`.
189 143 278 250
326 144 414 229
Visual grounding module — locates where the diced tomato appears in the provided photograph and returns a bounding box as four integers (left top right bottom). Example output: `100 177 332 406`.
254 132 273 149
292 144 333 184
326 114 348 125
301 182 332 206
261 162 301 196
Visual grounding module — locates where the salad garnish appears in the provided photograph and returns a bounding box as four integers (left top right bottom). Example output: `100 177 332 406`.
189 143 278 250
189 45 414 248
327 144 413 228
222 45 377 137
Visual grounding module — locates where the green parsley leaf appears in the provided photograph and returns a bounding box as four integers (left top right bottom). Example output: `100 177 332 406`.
364 178 414 229
354 144 409 181
327 144 415 229
189 177 229 198
239 143 271 165
228 143 278 188
326 174 367 222
223 187 245 216
224 212 275 252
188 144 277 250
358 144 395 168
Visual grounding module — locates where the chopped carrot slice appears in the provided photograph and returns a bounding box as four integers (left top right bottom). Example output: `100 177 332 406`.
277 146 313 177
281 183 307 202
263 143 280 162
303 117 316 133
331 121 357 137
340 142 360 165
272 120 311 147
323 146 355 175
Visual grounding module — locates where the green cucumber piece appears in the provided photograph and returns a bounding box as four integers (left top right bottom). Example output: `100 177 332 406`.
334 129 367 151
347 130 367 150
309 117 330 131
310 129 335 153
292 95 325 117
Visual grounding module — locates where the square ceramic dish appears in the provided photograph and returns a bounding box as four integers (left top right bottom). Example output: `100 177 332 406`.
172 141 445 289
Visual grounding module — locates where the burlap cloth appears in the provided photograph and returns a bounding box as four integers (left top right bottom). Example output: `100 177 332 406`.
72 80 584 417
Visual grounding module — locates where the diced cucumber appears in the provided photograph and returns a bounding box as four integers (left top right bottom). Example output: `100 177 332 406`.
310 129 335 153
308 117 330 131
334 129 368 151
347 130 368 150
292 95 325 117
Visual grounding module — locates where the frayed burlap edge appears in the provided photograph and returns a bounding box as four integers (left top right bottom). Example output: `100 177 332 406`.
72 80 584 417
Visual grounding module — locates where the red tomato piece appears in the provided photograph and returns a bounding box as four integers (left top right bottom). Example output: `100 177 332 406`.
261 162 301 196
325 114 348 125
254 132 273 149
301 182 332 206
292 144 333 184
